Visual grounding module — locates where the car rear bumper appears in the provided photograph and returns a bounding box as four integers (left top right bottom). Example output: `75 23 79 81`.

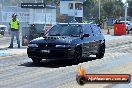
27 48 75 59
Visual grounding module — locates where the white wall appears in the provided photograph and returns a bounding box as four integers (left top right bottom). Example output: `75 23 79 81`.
1 7 30 22
2 12 30 22
29 8 56 25
60 1 83 17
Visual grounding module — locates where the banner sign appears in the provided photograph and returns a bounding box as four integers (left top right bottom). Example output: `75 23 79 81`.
21 3 45 9
2 12 30 22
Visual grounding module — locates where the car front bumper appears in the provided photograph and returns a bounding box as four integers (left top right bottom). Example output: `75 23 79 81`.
27 47 75 59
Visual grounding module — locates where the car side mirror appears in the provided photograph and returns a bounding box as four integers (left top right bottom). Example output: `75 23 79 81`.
80 34 89 40
83 34 90 37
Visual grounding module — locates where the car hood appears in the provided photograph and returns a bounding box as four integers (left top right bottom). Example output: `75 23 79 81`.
30 36 79 45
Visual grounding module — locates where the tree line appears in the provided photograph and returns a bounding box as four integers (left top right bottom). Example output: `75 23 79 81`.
83 0 130 20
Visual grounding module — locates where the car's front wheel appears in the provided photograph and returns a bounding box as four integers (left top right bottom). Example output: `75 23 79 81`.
32 58 42 64
73 47 82 63
96 44 105 59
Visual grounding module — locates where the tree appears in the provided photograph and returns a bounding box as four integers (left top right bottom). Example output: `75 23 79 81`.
83 0 124 20
102 0 123 18
83 0 97 20
128 1 132 17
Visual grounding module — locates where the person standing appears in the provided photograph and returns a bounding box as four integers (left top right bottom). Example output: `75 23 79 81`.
8 14 20 48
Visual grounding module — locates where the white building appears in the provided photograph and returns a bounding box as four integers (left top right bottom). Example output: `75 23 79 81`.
1 5 56 25
29 5 56 25
60 0 85 22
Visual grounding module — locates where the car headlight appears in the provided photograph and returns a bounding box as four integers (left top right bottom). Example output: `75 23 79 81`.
28 44 38 48
55 45 70 48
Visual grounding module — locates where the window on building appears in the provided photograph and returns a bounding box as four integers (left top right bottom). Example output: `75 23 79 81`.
75 3 82 10
69 3 73 9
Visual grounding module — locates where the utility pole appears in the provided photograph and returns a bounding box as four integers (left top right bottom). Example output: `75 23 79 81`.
99 0 100 20
42 0 44 13
0 0 3 24
33 0 37 24
125 0 128 25
44 3 46 26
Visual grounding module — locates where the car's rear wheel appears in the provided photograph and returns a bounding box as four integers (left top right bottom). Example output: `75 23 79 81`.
32 58 42 64
96 44 105 59
73 47 82 63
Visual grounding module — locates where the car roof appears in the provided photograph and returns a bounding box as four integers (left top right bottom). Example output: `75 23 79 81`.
57 23 97 26
58 22 96 24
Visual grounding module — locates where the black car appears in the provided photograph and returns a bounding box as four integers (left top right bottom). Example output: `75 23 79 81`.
27 23 105 64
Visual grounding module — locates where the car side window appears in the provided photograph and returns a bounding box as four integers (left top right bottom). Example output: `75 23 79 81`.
76 26 82 34
83 24 93 37
91 24 101 36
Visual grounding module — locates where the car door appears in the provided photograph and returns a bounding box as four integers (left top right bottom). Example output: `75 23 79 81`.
82 24 95 56
90 24 101 53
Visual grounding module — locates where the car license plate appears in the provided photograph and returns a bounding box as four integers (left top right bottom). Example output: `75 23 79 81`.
41 50 50 53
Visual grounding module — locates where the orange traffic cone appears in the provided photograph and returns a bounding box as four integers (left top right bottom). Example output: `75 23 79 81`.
107 28 110 34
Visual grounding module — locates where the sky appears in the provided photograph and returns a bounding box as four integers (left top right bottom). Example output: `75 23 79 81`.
122 0 126 3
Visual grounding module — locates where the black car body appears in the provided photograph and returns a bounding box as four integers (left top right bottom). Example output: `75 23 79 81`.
27 23 105 64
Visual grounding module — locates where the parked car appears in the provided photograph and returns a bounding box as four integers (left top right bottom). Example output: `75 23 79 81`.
119 21 132 33
27 23 105 64
0 25 7 36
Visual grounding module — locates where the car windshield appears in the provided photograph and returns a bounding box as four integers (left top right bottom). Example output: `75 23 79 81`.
127 22 132 25
47 24 82 37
